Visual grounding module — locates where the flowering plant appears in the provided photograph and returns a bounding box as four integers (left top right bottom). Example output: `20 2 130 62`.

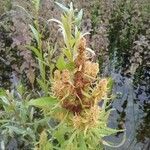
29 2 124 149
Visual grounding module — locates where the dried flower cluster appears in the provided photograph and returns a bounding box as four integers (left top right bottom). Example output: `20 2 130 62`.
73 106 100 130
52 36 108 131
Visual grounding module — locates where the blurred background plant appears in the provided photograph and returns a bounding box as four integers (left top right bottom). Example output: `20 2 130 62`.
0 0 11 14
0 85 41 149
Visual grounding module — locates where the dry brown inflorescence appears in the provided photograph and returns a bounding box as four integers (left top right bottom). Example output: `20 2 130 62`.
52 37 108 118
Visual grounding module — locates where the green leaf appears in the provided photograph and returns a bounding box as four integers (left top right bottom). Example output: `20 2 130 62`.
75 9 83 25
37 79 48 95
16 83 25 96
6 126 26 135
29 24 40 45
95 126 124 137
28 96 58 108
26 45 41 59
66 62 75 71
67 130 77 146
63 48 72 61
54 125 67 144
56 55 66 71
55 2 69 12
78 9 83 21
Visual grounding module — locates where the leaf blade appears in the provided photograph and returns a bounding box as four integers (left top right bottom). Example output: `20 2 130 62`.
28 96 58 107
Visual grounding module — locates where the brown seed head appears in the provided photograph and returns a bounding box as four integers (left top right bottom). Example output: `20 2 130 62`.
54 70 61 80
84 61 99 78
72 106 100 130
92 79 108 102
52 69 73 99
78 37 86 53
61 69 71 83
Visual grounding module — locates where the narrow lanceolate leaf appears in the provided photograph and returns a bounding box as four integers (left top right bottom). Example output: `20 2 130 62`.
63 48 72 61
75 9 83 25
95 126 124 137
29 24 40 45
55 2 69 12
78 9 83 20
48 18 63 26
26 45 42 59
36 78 48 95
5 126 26 135
28 97 58 107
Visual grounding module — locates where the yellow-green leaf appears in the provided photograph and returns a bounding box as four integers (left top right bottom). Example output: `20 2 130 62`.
56 55 67 71
28 97 58 108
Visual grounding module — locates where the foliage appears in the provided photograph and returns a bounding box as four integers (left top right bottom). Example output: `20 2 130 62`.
27 0 56 95
0 86 37 149
108 0 149 70
0 0 11 14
